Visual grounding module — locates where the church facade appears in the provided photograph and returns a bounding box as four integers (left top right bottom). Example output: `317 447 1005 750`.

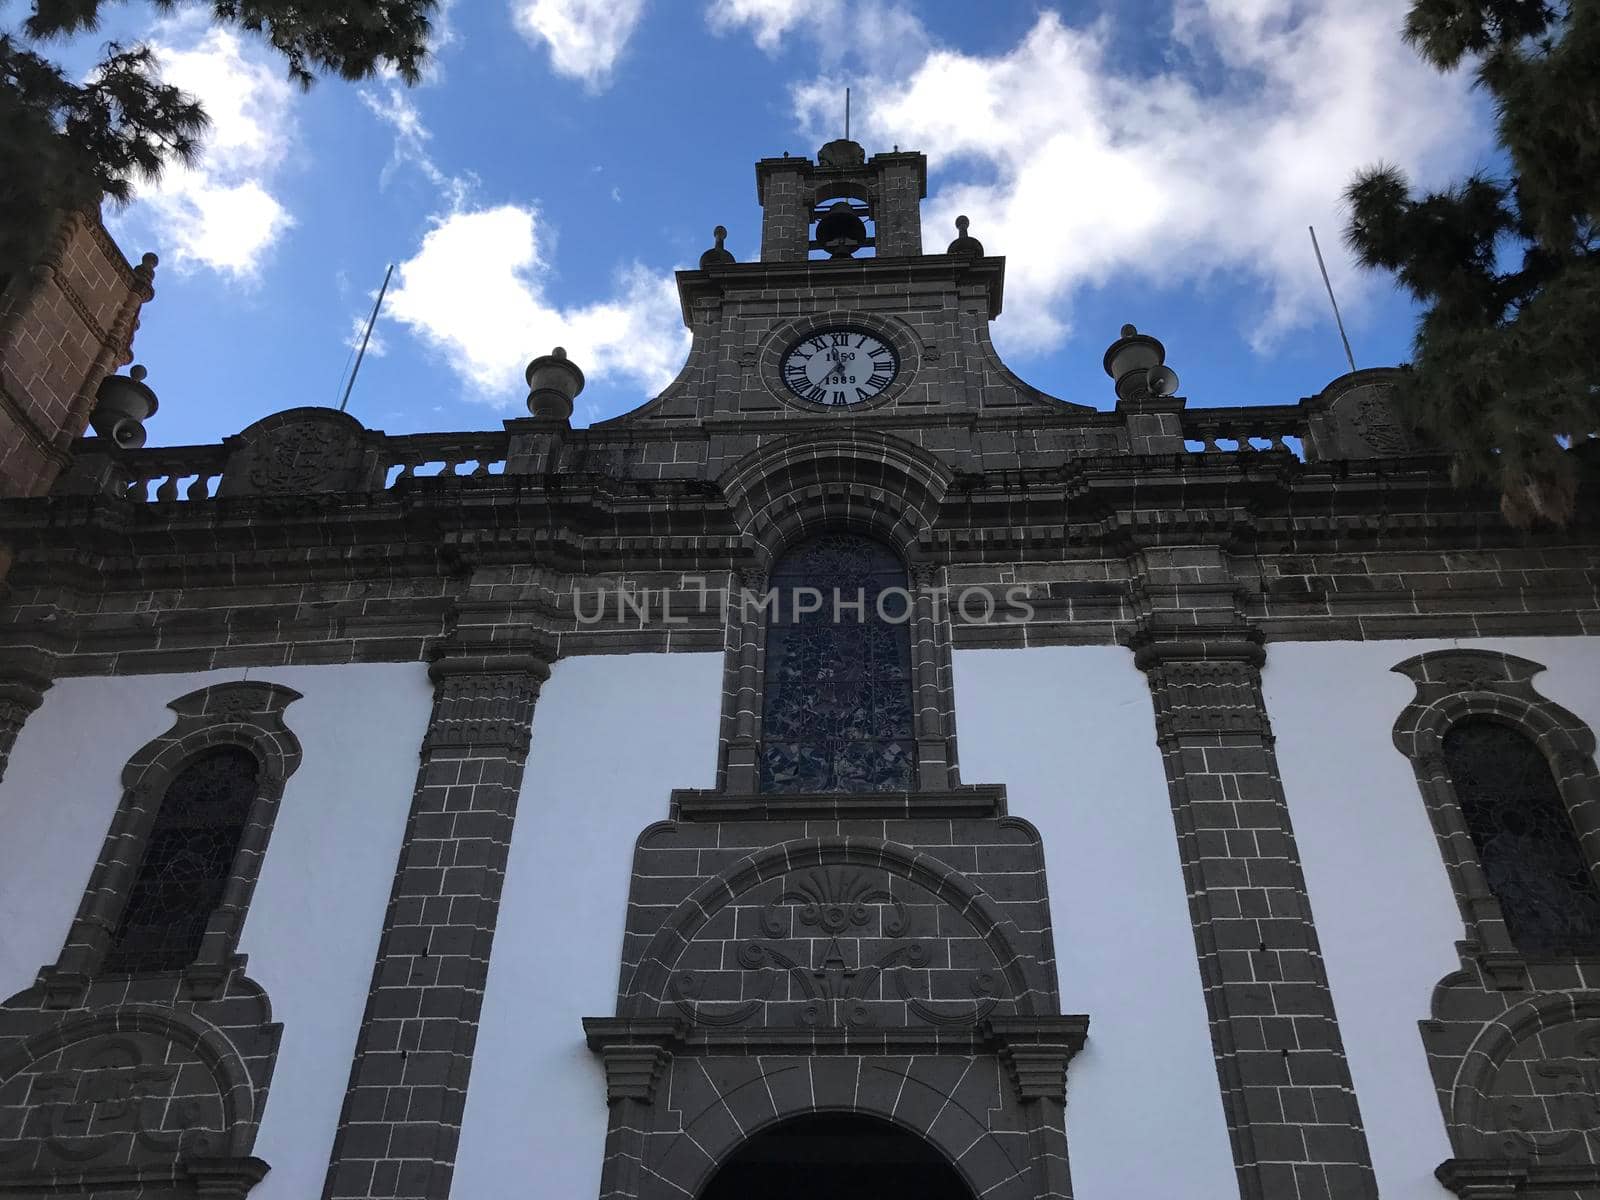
0 139 1597 1200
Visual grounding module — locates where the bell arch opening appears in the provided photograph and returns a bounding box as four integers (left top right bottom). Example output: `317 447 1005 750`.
698 1112 975 1200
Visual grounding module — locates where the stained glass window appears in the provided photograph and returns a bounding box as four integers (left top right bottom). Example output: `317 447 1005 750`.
759 533 915 793
1445 719 1600 955
102 746 259 973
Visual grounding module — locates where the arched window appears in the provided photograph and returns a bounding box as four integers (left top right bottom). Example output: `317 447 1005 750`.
1444 718 1600 955
102 745 260 973
760 533 914 793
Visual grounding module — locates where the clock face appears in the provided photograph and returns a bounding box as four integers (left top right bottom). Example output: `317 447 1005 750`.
781 328 898 407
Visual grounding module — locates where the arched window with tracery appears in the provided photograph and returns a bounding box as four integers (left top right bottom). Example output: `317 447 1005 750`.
102 745 261 973
1444 717 1600 955
759 532 914 793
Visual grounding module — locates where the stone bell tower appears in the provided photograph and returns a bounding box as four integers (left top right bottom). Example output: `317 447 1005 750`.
754 137 927 261
0 212 157 498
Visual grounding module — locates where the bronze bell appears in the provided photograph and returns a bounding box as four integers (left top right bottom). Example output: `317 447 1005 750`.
815 200 867 258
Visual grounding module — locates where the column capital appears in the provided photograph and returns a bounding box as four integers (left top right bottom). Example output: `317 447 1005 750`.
1434 1158 1531 1199
583 1017 686 1105
426 651 553 684
0 646 55 713
0 647 54 784
985 1015 1089 1104
597 1045 673 1105
1127 624 1264 673
427 608 557 683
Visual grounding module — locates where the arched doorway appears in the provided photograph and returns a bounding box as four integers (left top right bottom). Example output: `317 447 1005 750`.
699 1113 975 1200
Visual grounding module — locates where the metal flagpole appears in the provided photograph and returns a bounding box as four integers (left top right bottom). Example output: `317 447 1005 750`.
1308 226 1357 375
340 262 394 414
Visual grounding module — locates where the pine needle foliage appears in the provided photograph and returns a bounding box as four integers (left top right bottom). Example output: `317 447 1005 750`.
1344 0 1599 526
1 1 437 280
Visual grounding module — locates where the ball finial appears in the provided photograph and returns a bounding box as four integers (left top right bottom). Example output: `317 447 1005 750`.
700 225 736 267
1120 323 1138 338
955 215 970 233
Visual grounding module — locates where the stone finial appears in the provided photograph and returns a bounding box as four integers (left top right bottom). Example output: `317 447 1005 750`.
817 137 866 168
525 346 585 422
90 363 160 448
1104 324 1179 402
699 225 735 268
946 214 984 258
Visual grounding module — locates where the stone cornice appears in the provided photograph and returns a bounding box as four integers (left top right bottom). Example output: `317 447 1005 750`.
674 252 1006 321
582 1014 1089 1064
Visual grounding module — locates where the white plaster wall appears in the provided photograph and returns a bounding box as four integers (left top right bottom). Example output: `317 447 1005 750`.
954 645 1240 1200
1265 635 1600 1200
452 652 723 1200
0 663 432 1200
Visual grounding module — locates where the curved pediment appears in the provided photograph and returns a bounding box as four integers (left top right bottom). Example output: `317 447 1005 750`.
622 836 1051 1030
0 1004 260 1172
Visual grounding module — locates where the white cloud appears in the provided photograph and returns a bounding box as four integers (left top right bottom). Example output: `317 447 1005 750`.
705 0 819 51
384 205 687 407
511 0 648 89
360 83 475 209
128 26 297 278
793 1 1485 355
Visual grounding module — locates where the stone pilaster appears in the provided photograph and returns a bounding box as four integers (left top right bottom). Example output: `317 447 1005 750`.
1134 624 1378 1200
991 1015 1085 1200
1129 545 1376 1200
754 158 811 262
0 649 52 786
321 636 553 1200
585 1020 681 1200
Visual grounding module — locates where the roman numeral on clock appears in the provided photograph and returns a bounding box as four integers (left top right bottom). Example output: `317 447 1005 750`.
866 372 891 389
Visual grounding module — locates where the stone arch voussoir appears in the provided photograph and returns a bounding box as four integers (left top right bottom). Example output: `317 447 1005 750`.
654 1061 1028 1200
718 431 952 563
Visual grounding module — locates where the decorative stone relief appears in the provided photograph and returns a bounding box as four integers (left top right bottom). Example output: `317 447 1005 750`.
1493 1022 1600 1159
667 866 1003 1029
217 407 378 497
0 1002 273 1192
623 836 1051 1034
1303 368 1417 461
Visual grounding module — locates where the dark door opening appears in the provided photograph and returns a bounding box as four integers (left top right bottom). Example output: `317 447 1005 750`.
699 1113 975 1200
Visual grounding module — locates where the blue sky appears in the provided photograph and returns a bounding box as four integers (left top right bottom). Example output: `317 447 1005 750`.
9 0 1497 446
